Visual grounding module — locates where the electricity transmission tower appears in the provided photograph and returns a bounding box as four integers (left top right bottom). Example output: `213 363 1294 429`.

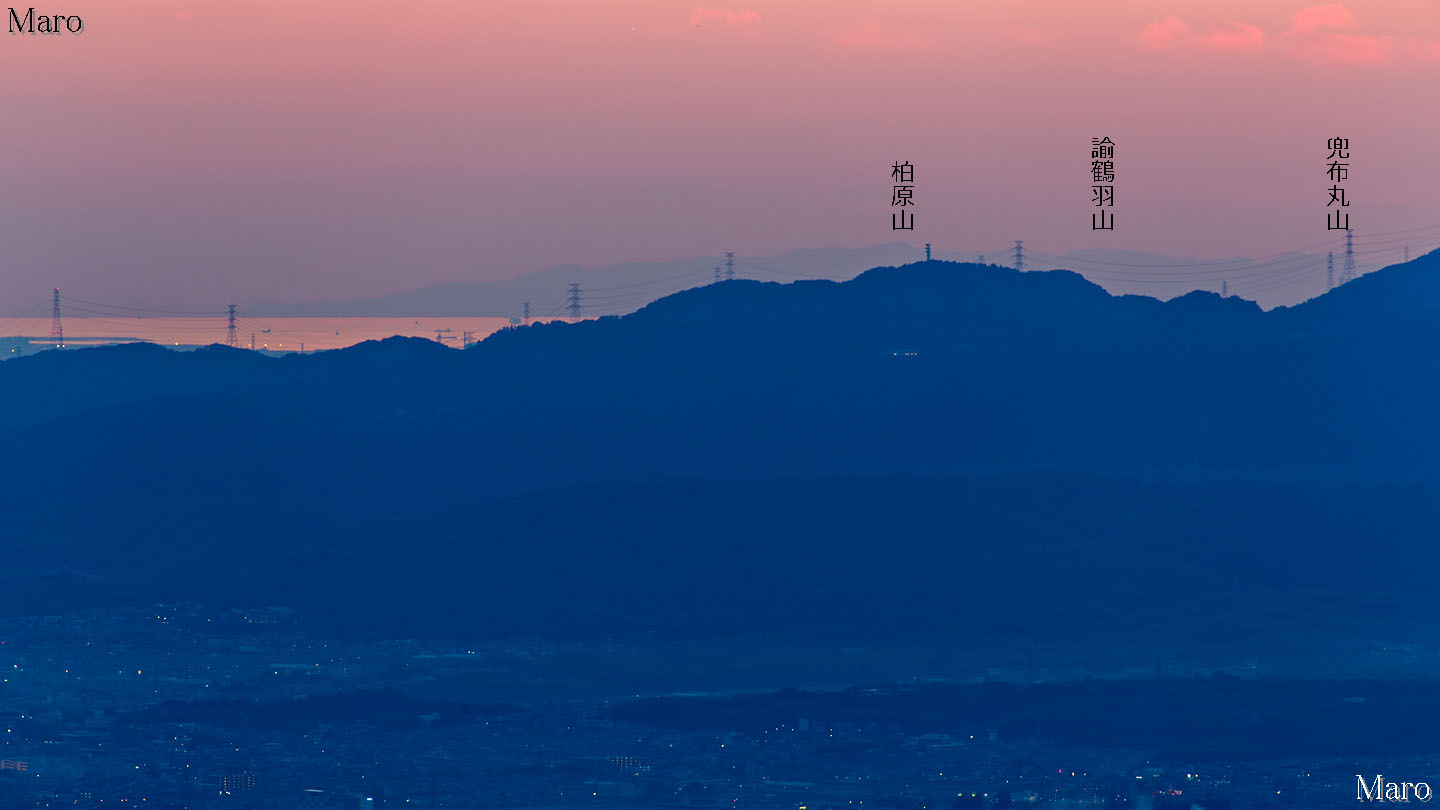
1339 229 1357 285
50 288 63 349
567 284 582 320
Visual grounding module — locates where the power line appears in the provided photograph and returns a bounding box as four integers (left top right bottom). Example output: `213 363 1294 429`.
13 225 1436 341
583 268 709 295
1023 248 1337 284
0 302 51 338
65 297 224 317
733 258 824 280
1059 223 1440 270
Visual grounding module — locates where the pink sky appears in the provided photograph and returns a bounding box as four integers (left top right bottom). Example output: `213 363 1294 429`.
2 0 1438 309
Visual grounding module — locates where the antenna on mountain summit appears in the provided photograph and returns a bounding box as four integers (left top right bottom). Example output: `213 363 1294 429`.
226 304 237 348
924 243 931 261
724 252 735 281
1326 252 1334 291
1013 241 1024 272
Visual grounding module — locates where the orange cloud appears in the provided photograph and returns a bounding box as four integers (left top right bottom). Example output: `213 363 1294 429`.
689 8 761 27
830 23 937 51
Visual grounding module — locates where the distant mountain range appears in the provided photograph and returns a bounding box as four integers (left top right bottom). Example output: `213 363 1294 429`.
248 244 1341 317
248 244 936 317
3 253 1438 655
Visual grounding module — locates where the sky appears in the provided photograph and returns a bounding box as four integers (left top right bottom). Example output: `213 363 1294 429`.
2 0 1438 311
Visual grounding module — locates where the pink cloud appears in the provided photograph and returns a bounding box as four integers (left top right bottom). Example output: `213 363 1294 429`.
1201 22 1265 53
1138 17 1264 53
1286 4 1355 35
1138 16 1190 50
1282 6 1396 64
830 23 937 51
689 8 761 27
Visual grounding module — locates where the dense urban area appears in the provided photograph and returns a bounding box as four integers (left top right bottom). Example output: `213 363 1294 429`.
0 606 1427 809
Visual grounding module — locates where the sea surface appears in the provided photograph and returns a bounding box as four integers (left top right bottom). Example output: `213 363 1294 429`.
1 315 523 353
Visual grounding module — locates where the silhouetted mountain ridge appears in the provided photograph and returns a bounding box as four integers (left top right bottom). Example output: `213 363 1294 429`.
2 255 1439 651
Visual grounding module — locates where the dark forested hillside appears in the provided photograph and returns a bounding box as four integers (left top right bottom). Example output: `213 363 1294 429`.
3 256 1439 649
